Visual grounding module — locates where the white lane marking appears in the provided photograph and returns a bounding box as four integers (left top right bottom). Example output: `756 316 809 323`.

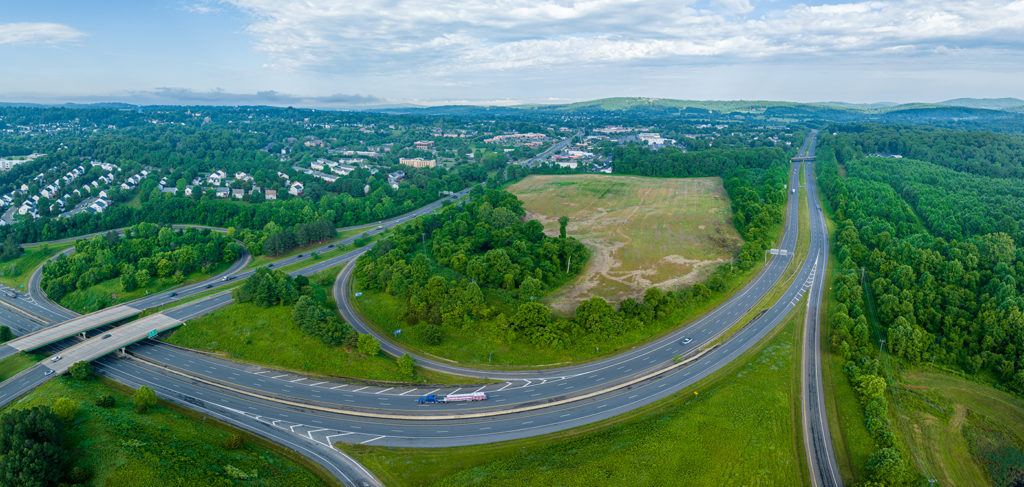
361 435 386 445
399 389 416 396
325 432 353 443
271 374 288 379
376 387 393 394
306 428 329 438
352 386 368 392
330 384 347 390
309 381 326 387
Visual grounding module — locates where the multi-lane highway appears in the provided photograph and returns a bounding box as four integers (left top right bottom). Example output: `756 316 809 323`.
798 132 844 487
0 135 843 487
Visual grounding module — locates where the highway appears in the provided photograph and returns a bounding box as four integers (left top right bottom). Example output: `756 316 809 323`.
0 136 843 487
798 132 844 487
0 189 472 486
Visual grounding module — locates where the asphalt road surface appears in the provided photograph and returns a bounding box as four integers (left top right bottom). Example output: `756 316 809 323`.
797 132 844 487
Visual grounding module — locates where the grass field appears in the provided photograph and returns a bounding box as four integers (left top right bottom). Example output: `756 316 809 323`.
1 376 331 486
340 309 806 487
893 369 1024 487
165 269 465 384
508 174 743 314
0 242 72 290
0 353 43 382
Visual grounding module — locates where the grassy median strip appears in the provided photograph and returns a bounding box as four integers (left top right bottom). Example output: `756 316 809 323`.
245 226 372 270
711 166 811 346
0 352 44 382
339 307 809 487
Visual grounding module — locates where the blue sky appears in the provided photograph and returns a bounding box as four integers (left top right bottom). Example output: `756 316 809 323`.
2 0 1023 106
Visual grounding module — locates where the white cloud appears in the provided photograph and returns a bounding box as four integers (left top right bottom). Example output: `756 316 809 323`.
0 22 87 46
220 0 1024 75
713 0 755 15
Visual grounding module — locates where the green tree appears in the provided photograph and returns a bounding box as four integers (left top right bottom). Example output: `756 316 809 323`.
865 447 905 483
519 277 543 301
0 406 66 487
68 361 92 380
854 375 887 404
0 325 12 343
133 385 158 413
558 216 569 238
397 353 415 380
52 397 79 422
357 334 381 356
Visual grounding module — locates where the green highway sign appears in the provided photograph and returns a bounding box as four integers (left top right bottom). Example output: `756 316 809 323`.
148 329 158 338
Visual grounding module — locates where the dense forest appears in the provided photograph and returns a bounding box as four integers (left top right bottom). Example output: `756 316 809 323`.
0 406 69 487
816 131 1024 484
828 123 1024 178
41 223 240 302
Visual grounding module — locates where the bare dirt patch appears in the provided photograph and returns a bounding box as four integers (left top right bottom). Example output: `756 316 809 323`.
508 174 743 314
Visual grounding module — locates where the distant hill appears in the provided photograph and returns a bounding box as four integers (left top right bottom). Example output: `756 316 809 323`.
939 98 1024 110
0 101 138 110
527 97 809 113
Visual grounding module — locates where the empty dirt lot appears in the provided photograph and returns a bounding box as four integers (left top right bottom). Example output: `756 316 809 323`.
508 174 743 314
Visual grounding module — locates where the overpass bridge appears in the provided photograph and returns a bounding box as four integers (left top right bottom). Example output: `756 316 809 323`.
0 304 142 361
792 155 816 162
44 312 184 374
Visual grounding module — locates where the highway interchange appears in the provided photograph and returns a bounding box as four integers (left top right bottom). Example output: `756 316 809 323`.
0 132 843 487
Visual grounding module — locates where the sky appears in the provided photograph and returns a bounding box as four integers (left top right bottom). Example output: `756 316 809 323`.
1 0 1023 107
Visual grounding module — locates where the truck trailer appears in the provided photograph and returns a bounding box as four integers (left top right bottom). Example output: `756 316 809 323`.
418 392 488 404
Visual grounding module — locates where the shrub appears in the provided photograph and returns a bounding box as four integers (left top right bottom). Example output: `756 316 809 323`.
95 395 115 408
134 385 157 413
224 434 245 450
357 334 381 356
67 466 91 484
68 361 92 380
52 397 79 422
420 325 443 345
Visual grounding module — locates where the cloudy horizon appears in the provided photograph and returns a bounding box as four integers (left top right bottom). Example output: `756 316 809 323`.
2 0 1023 107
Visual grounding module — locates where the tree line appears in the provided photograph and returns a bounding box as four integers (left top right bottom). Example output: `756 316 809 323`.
827 122 1024 179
